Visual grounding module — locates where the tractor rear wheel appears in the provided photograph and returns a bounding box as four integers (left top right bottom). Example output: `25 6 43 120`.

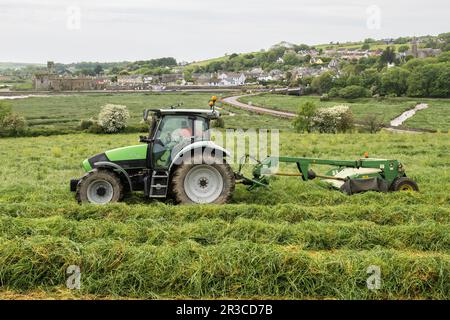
171 155 235 204
391 177 419 192
76 169 123 204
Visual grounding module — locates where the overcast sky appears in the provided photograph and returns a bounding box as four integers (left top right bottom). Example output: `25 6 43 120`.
0 0 449 64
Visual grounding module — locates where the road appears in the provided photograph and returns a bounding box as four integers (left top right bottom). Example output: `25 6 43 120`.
222 94 296 118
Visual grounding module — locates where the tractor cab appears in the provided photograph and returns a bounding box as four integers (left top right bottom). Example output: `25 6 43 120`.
141 108 220 169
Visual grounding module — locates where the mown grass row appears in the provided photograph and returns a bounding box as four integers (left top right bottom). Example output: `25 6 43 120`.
0 215 448 252
0 237 448 299
1 202 449 225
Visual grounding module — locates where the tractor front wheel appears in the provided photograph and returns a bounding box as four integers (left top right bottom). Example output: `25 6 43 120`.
391 177 419 192
76 169 123 204
171 155 235 204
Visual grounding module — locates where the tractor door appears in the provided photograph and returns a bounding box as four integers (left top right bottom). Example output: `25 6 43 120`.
150 115 191 169
150 115 209 169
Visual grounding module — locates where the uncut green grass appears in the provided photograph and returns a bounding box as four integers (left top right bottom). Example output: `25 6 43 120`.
0 132 449 299
7 92 292 132
404 99 450 132
238 94 450 131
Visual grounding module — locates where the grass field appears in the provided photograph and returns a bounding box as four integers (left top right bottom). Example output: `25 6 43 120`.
238 94 450 131
404 99 450 132
0 131 448 299
6 93 292 133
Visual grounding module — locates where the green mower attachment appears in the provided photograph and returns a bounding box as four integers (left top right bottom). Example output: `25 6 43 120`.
236 154 419 195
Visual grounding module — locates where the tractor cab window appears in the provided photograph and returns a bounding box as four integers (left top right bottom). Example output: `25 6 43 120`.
155 115 192 146
152 115 209 168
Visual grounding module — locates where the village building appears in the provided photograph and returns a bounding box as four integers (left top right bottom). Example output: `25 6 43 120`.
191 73 216 86
34 61 110 91
160 73 184 85
328 59 339 69
217 72 246 86
310 57 324 65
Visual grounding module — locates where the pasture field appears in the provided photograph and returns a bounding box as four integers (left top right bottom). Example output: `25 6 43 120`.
6 93 292 133
238 94 450 131
0 131 448 299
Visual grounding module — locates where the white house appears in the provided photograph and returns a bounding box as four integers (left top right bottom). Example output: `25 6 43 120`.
218 72 246 86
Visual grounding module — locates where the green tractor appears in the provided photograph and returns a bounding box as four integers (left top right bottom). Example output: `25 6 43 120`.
70 98 419 205
70 102 235 205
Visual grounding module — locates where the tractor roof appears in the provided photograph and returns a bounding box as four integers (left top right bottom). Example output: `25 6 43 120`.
150 108 220 119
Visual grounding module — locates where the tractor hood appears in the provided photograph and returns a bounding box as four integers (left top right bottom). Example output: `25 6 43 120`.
82 144 148 172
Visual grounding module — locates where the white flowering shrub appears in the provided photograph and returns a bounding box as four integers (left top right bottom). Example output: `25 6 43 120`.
311 105 354 133
98 104 130 133
2 113 27 136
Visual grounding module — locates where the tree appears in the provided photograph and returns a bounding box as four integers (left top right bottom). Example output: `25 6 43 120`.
338 85 370 99
94 64 103 75
398 45 410 53
380 67 411 96
437 32 450 51
431 63 450 97
293 101 317 132
407 64 442 97
361 43 370 50
0 101 12 123
362 114 384 133
311 72 335 94
380 46 396 64
283 51 300 65
361 68 381 91
346 75 362 86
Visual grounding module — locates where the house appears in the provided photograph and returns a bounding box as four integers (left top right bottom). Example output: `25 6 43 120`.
0 75 13 81
256 73 273 82
160 73 183 85
328 59 339 69
310 57 324 65
117 75 143 86
218 72 246 86
298 49 319 57
291 67 322 79
268 69 284 81
192 73 214 86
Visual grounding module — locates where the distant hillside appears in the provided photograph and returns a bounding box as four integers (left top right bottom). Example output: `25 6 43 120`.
0 62 45 70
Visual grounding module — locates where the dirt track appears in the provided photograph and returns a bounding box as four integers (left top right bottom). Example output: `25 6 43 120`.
223 94 296 118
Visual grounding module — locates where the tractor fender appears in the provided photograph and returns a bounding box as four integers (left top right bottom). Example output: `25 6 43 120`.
169 141 231 171
93 161 133 192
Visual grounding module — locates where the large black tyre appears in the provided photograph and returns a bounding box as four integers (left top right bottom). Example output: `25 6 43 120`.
391 177 419 192
76 169 123 204
171 155 235 204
